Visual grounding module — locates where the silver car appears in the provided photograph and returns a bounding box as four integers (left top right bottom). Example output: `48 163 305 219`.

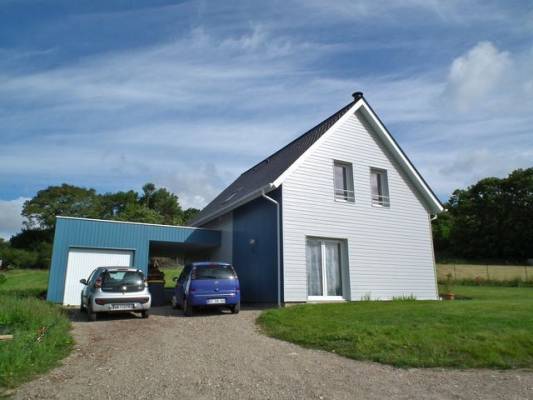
80 267 151 321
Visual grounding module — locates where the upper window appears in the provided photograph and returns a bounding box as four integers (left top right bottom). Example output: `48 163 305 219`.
334 161 354 202
370 168 390 207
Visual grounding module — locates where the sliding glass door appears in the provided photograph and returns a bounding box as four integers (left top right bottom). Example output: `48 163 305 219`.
306 238 344 299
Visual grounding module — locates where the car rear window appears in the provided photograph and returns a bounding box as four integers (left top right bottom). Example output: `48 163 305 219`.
102 270 145 292
193 265 235 280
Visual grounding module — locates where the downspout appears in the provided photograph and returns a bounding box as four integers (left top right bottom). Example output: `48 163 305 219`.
262 190 281 308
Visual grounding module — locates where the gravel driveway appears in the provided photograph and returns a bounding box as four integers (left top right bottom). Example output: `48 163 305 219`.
14 306 533 400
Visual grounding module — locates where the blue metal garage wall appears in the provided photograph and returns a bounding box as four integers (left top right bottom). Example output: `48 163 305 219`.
47 217 220 303
232 188 282 303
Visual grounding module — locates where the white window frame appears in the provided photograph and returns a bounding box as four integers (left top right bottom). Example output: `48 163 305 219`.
333 160 355 203
306 237 346 301
370 167 390 207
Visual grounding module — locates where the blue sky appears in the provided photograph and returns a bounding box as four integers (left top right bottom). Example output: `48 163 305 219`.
1 0 532 238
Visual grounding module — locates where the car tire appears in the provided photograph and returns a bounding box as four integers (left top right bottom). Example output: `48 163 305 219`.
80 296 86 313
87 301 97 322
231 302 240 314
184 298 193 317
141 310 149 319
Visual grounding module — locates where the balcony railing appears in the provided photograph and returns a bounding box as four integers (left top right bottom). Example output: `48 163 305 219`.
371 194 390 207
334 188 355 202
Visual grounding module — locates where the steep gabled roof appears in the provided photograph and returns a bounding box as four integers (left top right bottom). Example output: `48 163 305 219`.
189 98 357 226
190 92 443 226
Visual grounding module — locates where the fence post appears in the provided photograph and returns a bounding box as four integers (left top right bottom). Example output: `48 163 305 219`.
526 266 529 282
453 264 457 280
486 264 490 280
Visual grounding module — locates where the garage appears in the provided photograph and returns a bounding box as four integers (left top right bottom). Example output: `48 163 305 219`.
63 248 134 306
47 216 221 305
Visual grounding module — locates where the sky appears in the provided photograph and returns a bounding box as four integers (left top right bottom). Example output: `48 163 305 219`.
0 0 532 239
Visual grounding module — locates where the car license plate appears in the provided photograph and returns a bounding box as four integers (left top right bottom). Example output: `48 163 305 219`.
207 298 225 304
111 303 134 310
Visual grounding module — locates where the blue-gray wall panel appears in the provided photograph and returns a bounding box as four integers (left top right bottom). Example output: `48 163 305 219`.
47 218 220 303
232 188 282 303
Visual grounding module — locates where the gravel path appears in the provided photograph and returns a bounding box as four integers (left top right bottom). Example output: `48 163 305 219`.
14 306 533 400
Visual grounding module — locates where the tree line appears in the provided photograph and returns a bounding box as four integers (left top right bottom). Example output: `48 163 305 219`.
432 167 533 263
0 183 199 269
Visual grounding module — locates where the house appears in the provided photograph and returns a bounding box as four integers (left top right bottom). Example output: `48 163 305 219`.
189 91 443 303
46 91 443 306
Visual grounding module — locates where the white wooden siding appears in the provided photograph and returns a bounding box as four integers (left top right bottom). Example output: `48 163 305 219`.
282 110 438 301
203 212 233 264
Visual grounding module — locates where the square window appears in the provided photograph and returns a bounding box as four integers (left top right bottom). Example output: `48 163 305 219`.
334 161 354 202
370 168 390 207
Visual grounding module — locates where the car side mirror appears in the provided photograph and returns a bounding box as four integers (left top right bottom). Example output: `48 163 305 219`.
79 279 87 285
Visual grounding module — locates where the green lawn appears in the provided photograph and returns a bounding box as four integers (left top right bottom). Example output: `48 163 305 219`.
0 269 72 393
160 266 182 288
257 286 533 369
0 269 48 297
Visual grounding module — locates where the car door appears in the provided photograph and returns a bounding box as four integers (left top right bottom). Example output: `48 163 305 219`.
175 265 191 307
81 269 97 306
84 269 101 305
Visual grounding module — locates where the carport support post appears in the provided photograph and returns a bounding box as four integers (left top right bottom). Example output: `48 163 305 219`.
262 190 281 308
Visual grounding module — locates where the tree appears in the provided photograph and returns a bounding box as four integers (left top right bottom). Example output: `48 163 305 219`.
113 203 164 224
433 167 533 262
10 229 52 250
22 184 100 232
141 183 183 224
182 208 200 224
99 190 139 219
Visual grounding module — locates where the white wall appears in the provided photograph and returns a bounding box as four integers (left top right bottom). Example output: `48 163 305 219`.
203 212 233 264
282 109 438 301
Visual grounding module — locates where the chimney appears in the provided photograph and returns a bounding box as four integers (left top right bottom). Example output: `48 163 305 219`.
352 91 363 101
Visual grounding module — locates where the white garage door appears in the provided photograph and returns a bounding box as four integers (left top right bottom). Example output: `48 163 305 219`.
63 248 133 306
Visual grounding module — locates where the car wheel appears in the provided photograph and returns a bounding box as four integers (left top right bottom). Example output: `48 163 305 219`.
87 301 97 321
184 298 193 316
141 310 149 319
231 302 240 314
79 296 86 313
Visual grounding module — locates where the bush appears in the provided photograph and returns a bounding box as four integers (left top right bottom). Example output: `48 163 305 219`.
438 278 533 287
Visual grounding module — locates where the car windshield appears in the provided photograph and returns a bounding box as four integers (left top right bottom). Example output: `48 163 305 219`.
193 265 235 280
102 270 145 292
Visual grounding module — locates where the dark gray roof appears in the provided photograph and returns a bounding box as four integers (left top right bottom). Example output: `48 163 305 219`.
190 98 357 225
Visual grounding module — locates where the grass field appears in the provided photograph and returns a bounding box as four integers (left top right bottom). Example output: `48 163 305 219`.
258 285 533 369
0 269 49 297
0 269 72 393
161 266 183 288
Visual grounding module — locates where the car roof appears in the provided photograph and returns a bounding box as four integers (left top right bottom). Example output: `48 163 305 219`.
190 262 231 267
96 266 140 272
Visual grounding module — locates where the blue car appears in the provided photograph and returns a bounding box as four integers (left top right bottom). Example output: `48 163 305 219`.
171 262 240 316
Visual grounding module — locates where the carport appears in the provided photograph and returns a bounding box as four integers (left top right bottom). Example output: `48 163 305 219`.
47 216 221 305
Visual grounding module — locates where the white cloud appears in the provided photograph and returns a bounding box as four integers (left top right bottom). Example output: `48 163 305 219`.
446 41 512 111
0 198 27 240
296 0 507 24
0 24 352 209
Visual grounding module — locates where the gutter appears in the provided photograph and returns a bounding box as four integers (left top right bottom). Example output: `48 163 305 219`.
262 190 282 308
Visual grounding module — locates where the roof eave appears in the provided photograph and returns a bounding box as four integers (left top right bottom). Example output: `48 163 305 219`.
189 183 277 227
